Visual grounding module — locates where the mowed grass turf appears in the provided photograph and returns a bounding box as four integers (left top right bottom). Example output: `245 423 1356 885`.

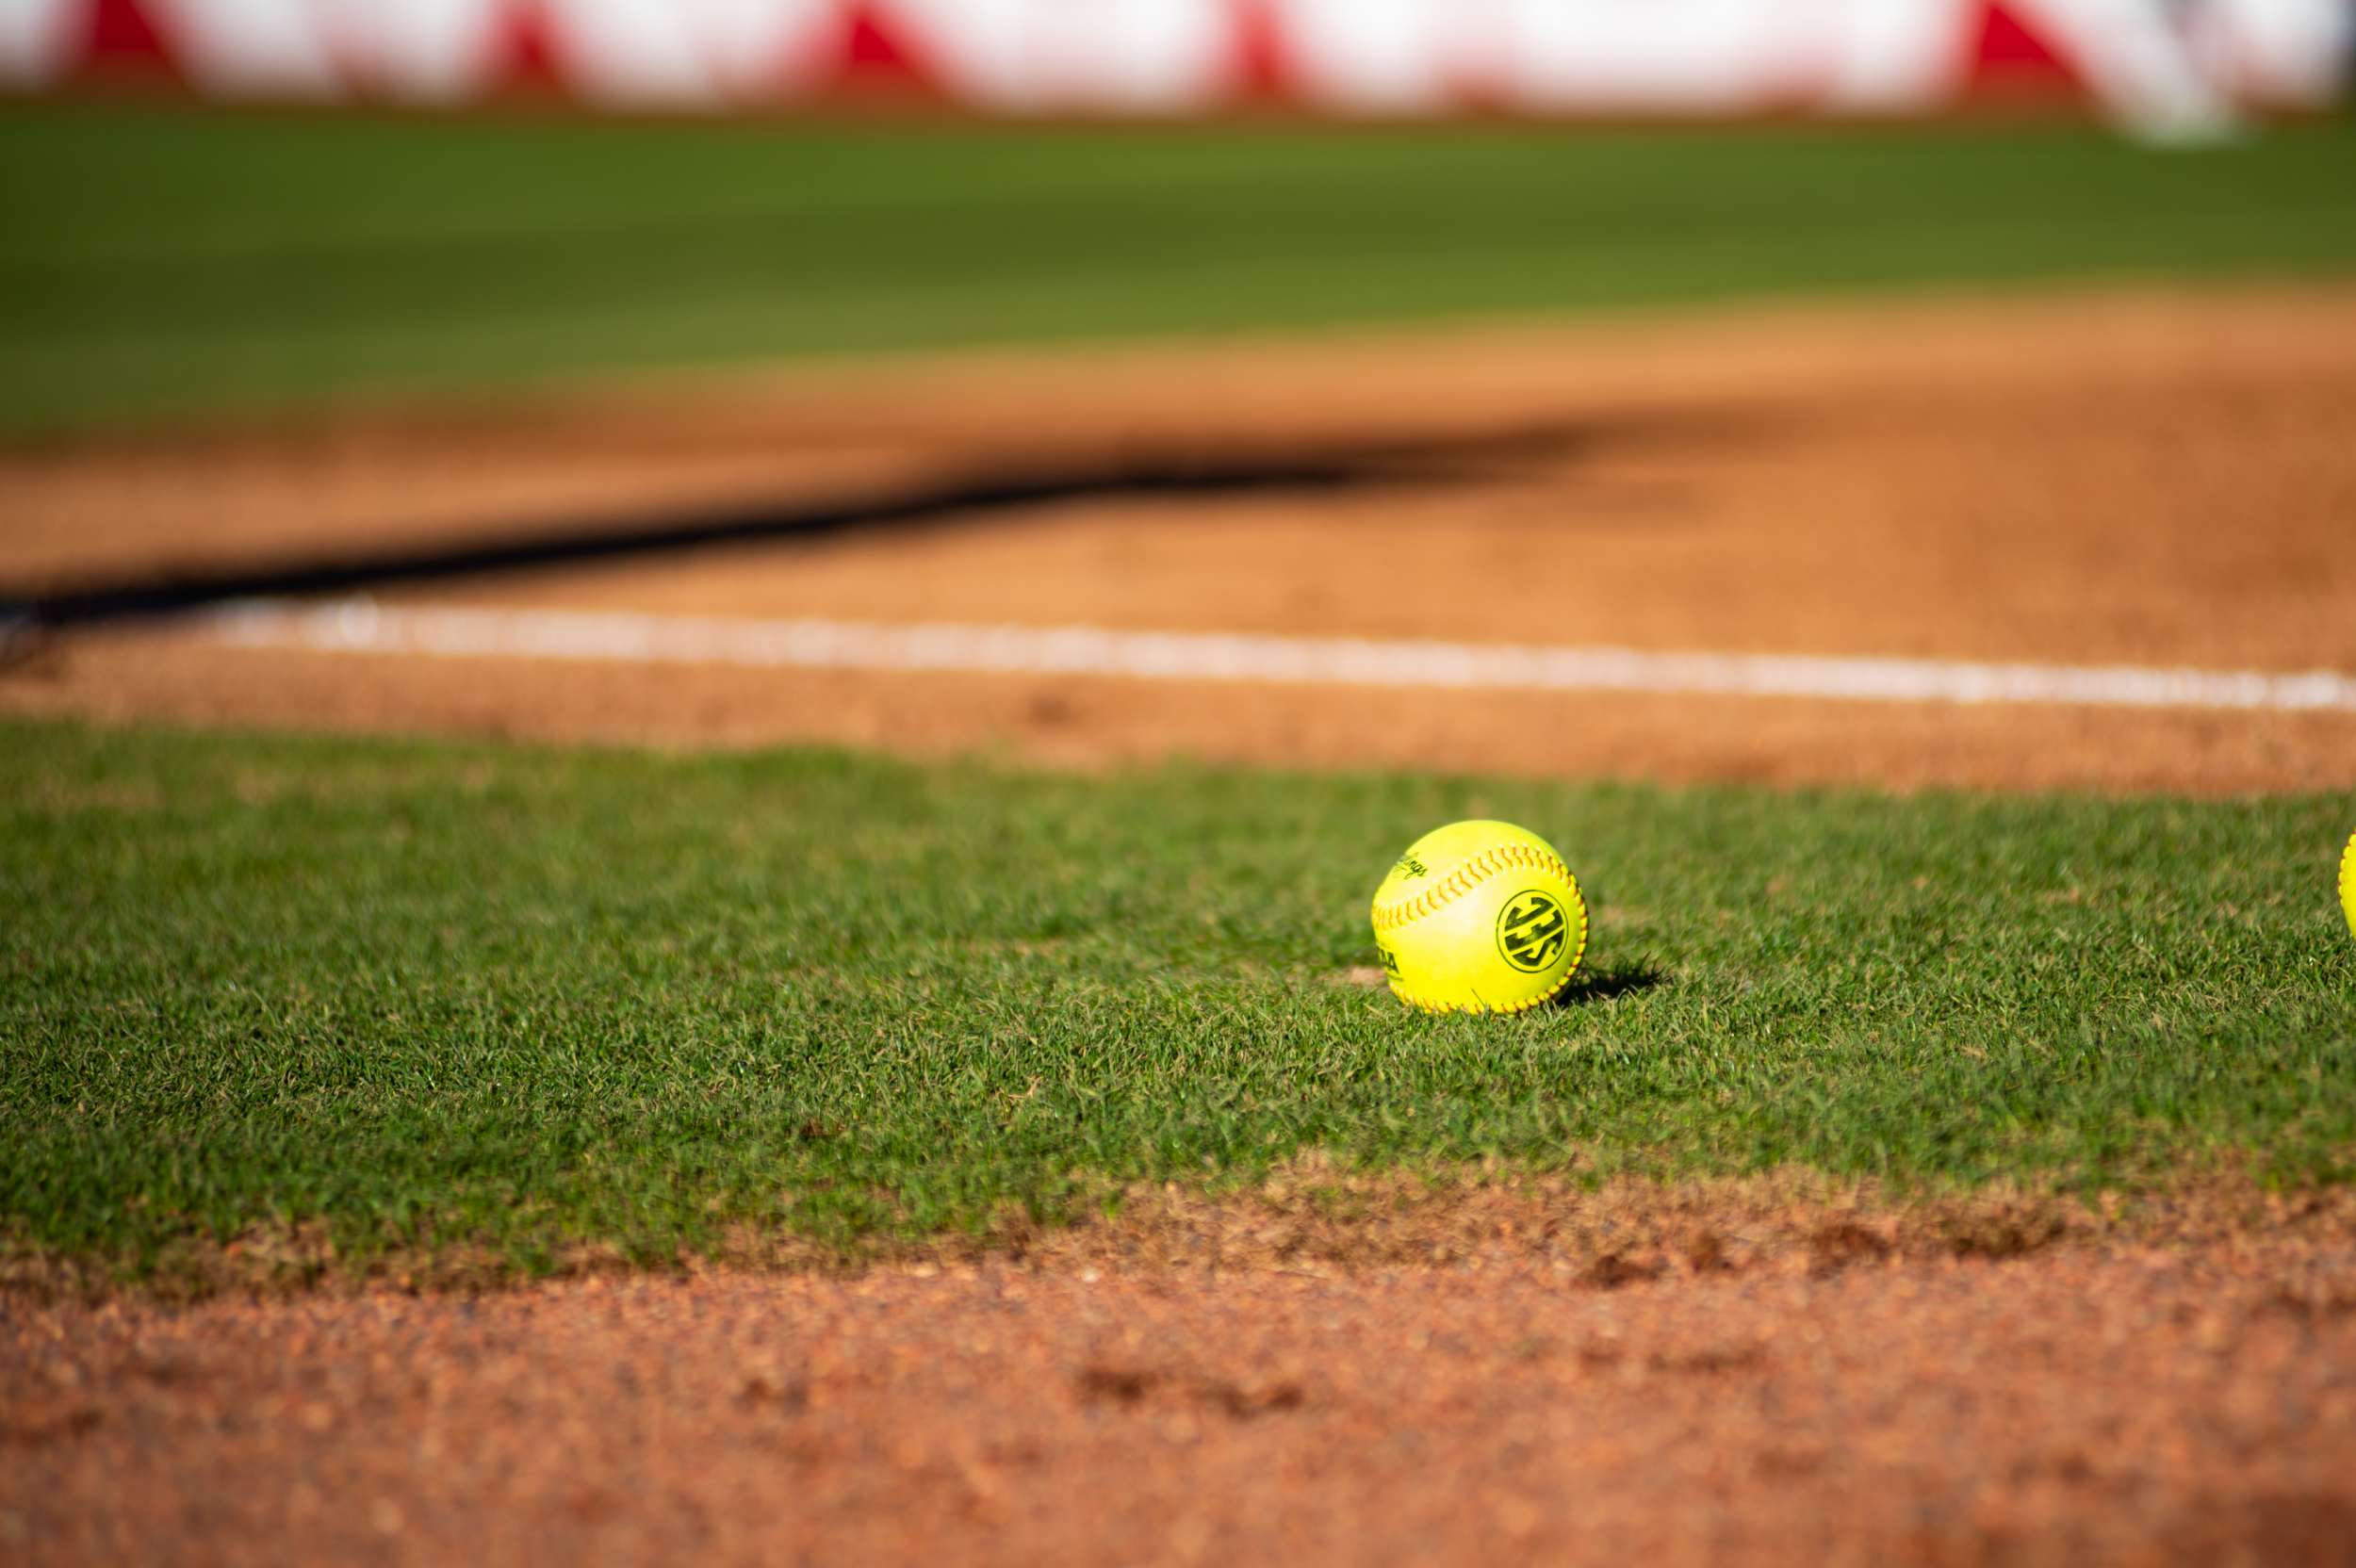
3 718 2351 1278
4 104 2356 433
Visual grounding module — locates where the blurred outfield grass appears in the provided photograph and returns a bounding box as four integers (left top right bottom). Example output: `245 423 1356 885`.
2 103 2355 434
4 720 2351 1277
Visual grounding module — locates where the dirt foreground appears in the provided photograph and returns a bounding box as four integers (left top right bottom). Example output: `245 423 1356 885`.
8 1179 2356 1566
10 1232 2356 1567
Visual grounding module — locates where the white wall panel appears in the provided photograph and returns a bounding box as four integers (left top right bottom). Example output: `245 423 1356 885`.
0 0 84 87
2188 0 2353 104
880 0 1235 111
1262 0 1483 112
155 0 340 94
1487 0 1834 112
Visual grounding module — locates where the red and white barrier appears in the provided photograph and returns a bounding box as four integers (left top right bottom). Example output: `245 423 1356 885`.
6 0 2348 127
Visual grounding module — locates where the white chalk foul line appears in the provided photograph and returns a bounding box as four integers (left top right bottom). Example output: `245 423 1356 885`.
205 598 2356 715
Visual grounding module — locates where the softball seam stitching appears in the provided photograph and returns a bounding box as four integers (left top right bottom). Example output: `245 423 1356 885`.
1371 842 1575 933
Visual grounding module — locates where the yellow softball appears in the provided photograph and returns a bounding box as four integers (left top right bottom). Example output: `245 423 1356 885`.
1371 820 1588 1015
2341 828 2355 944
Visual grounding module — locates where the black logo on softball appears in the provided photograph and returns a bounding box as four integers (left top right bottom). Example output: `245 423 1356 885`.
1495 889 1569 973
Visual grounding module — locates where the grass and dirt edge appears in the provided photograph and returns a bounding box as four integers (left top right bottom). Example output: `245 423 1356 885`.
10 1154 2356 1306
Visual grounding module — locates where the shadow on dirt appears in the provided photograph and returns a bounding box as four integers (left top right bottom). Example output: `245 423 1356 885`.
0 412 1756 634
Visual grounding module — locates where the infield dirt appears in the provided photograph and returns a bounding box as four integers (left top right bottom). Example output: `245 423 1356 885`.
11 1199 2356 1567
8 284 2356 793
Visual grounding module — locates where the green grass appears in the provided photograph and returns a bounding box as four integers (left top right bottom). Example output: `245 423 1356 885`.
4 718 2351 1276
4 104 2356 435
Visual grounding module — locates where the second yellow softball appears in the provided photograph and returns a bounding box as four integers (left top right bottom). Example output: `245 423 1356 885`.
2341 828 2354 944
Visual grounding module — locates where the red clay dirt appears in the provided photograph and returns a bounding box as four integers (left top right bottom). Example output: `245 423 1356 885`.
8 284 2356 792
10 1229 2356 1567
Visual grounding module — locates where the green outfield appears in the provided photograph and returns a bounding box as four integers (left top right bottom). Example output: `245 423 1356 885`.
4 103 2356 434
4 719 2349 1280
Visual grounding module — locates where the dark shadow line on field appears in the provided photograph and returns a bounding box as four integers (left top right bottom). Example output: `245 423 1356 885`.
1552 960 1670 1007
0 416 1730 636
